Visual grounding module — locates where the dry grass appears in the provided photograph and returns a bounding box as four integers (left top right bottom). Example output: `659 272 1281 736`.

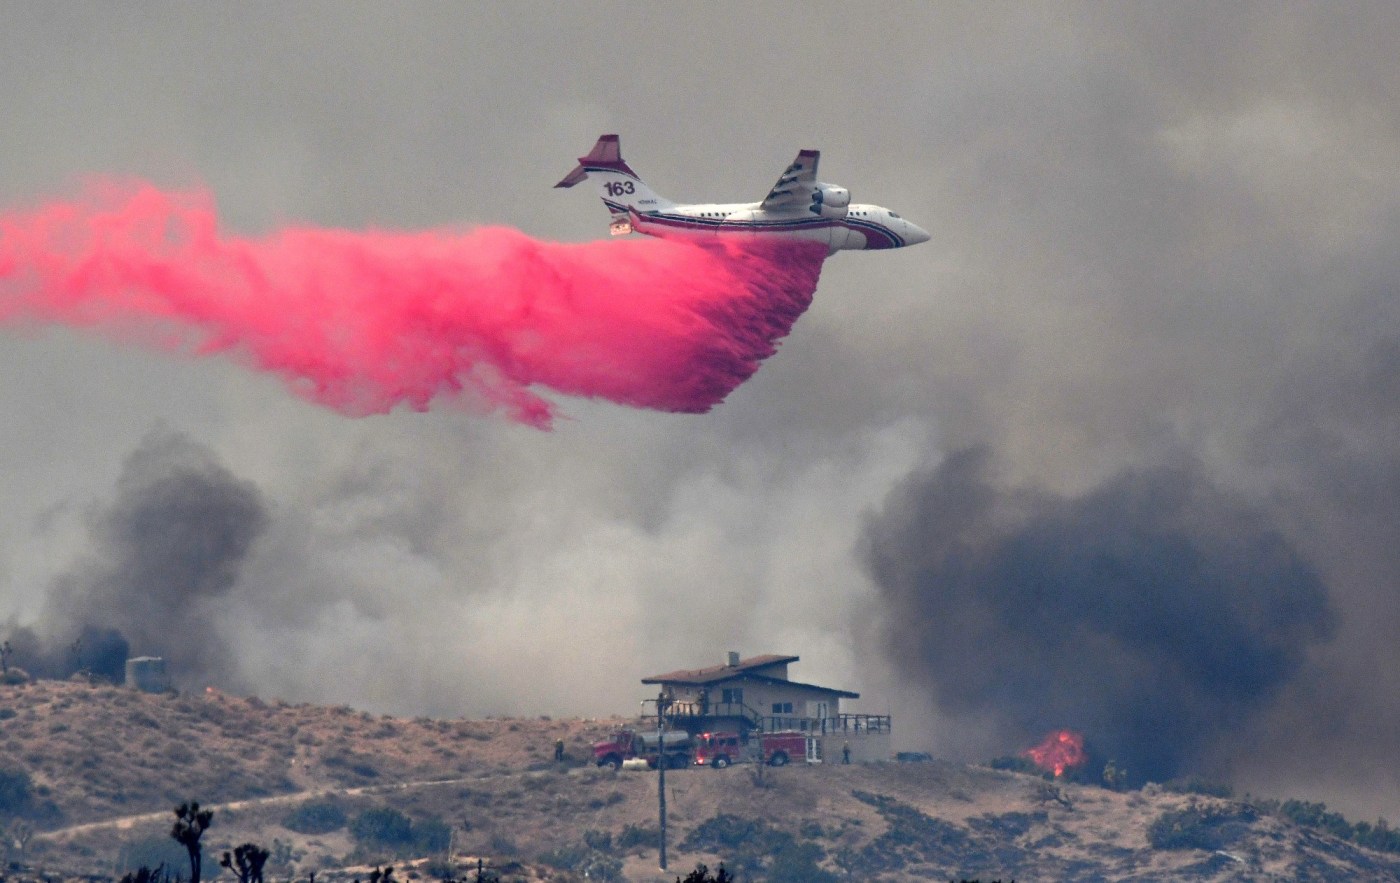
5 679 1399 882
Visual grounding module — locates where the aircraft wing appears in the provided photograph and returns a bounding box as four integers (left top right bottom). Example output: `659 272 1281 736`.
759 149 820 212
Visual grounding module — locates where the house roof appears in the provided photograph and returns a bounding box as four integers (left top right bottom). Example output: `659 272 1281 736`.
641 654 859 699
642 654 799 686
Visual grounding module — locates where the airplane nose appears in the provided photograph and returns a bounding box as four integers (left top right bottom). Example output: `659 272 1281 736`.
904 221 931 246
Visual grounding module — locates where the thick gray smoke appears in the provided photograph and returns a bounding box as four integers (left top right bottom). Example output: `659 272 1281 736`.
863 447 1336 783
2 623 128 682
11 428 268 686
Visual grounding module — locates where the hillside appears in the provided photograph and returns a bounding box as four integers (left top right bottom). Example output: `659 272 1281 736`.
3 679 1399 882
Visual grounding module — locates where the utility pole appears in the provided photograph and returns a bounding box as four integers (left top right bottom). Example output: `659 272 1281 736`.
656 688 670 872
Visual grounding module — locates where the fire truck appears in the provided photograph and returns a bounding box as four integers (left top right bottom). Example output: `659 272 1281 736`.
592 729 692 770
693 730 806 768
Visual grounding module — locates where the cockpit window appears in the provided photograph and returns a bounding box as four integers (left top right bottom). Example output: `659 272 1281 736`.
889 212 900 218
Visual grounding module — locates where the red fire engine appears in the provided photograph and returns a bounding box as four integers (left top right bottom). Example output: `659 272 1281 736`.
693 730 806 768
592 729 692 770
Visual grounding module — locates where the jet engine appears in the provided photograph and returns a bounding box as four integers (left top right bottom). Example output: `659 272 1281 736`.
810 184 851 218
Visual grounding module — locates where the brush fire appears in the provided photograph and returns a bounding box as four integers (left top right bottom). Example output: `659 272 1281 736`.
1023 729 1086 777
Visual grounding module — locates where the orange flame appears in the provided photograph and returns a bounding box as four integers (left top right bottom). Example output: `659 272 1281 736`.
1023 729 1086 777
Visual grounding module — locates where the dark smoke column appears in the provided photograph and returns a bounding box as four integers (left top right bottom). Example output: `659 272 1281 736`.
863 447 1335 783
40 429 269 688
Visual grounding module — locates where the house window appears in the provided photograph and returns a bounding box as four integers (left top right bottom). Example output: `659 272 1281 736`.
721 688 743 705
771 702 793 715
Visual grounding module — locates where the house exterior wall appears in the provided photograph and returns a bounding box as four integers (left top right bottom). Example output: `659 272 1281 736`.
736 681 843 719
746 661 790 680
646 656 889 759
815 729 890 764
661 678 844 718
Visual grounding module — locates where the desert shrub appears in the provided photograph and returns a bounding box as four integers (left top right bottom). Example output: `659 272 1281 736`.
352 807 414 851
266 837 301 872
681 814 801 879
118 865 176 883
1351 819 1400 853
987 755 1046 777
122 835 189 874
585 790 626 810
132 711 161 729
0 766 59 825
1 667 30 685
682 814 770 854
1147 802 1257 851
413 816 452 854
968 810 1046 840
583 829 613 851
166 744 197 766
282 801 347 835
617 822 660 850
1247 797 1400 853
488 832 519 856
537 843 588 870
677 864 734 883
766 841 838 883
322 750 380 780
1275 799 1354 839
577 852 623 881
1164 776 1234 799
0 767 33 815
837 791 976 875
537 842 622 881
351 808 452 857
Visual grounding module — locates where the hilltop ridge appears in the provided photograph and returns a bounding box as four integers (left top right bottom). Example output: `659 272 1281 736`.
2 679 1398 882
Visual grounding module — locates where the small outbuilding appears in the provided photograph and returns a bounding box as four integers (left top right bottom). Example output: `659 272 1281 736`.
125 656 170 693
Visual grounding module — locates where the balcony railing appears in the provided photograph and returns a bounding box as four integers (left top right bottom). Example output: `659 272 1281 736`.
652 703 891 737
665 700 758 724
759 713 891 735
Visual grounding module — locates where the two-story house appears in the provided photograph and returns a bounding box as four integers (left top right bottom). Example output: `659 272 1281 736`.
640 652 890 762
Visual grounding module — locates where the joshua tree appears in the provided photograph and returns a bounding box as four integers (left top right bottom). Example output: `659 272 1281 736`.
170 802 214 883
677 864 733 883
220 843 270 883
469 859 499 883
354 865 395 883
1 640 11 674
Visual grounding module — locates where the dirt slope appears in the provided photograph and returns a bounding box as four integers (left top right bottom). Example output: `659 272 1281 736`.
3 679 1398 882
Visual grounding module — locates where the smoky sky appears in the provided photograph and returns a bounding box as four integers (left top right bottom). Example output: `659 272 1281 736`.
15 428 269 686
2 2 1400 820
863 448 1336 783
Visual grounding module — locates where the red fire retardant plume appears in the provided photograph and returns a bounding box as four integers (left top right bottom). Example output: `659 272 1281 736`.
0 182 827 428
1023 729 1087 777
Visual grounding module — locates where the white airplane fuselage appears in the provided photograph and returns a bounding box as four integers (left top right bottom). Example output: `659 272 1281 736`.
556 136 930 255
616 200 928 254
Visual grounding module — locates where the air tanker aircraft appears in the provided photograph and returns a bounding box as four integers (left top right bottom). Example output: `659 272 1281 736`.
556 135 929 255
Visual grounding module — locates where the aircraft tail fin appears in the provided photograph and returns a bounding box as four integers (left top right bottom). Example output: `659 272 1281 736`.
555 134 672 218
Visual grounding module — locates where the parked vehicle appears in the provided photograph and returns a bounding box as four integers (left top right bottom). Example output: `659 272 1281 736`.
592 729 691 770
693 730 806 768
